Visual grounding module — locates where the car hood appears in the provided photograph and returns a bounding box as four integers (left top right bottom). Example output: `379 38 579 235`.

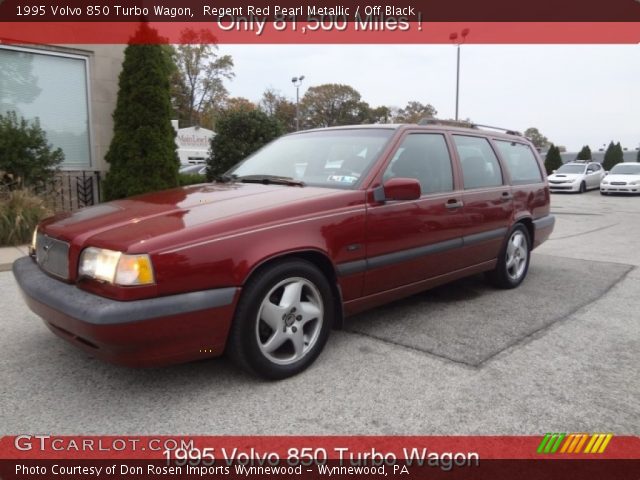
548 173 583 181
40 183 352 253
604 174 639 183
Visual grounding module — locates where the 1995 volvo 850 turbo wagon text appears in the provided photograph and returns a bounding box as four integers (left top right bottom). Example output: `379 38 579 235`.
14 121 555 379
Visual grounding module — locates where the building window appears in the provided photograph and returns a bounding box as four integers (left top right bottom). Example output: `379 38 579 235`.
0 46 91 169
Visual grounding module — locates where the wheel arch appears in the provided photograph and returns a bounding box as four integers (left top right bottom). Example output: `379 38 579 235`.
515 217 534 248
242 249 345 329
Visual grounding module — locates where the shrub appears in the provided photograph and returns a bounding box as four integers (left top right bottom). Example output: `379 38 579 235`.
0 111 64 188
178 173 206 186
602 141 624 171
103 24 179 200
544 144 562 174
206 108 283 180
0 187 52 246
576 145 592 160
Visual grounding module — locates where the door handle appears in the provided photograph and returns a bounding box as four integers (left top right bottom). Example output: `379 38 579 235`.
445 199 464 209
501 191 513 201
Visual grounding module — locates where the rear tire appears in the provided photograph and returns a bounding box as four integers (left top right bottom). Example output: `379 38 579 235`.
486 224 531 289
227 259 334 380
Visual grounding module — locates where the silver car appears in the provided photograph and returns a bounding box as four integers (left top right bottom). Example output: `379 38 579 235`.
548 161 605 193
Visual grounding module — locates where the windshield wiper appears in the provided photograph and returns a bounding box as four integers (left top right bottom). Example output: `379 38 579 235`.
237 175 305 187
214 173 238 183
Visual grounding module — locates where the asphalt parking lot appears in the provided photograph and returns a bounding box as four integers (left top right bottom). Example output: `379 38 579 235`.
1 190 638 435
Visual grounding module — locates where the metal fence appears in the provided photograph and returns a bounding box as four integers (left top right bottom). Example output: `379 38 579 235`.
35 170 103 212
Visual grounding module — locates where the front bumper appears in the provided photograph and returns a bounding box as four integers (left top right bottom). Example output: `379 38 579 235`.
549 183 580 192
600 185 639 194
13 257 239 367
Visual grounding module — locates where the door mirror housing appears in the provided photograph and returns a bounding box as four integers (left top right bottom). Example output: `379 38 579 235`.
378 177 421 202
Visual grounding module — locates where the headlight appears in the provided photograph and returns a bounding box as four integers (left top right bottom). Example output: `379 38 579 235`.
30 227 38 255
79 247 155 286
601 180 609 185
629 181 639 186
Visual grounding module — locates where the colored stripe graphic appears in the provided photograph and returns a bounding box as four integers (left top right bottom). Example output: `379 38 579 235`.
539 433 614 454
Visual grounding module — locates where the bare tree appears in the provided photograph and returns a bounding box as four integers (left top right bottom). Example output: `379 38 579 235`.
170 29 234 128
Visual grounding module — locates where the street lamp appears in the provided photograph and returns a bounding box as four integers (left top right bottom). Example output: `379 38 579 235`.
291 75 305 131
449 28 470 121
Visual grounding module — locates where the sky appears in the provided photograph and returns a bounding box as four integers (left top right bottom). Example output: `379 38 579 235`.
218 44 639 152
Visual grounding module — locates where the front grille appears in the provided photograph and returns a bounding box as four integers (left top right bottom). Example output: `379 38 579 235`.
611 182 627 186
35 233 70 280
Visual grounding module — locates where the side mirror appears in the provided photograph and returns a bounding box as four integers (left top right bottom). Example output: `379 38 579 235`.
604 171 609 176
552 170 557 174
376 177 421 202
586 169 594 174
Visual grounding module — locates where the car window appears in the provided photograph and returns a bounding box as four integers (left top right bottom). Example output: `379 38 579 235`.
453 135 504 189
494 140 543 184
383 134 453 195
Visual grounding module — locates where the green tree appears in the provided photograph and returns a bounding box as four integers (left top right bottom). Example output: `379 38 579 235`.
300 84 371 128
602 141 623 171
259 88 297 132
103 24 179 200
206 108 283 179
392 101 437 123
576 145 592 160
169 29 234 129
544 144 562 174
524 127 551 151
613 142 624 167
0 111 63 188
365 105 390 124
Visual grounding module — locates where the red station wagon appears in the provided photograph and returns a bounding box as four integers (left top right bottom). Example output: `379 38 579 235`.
14 121 555 379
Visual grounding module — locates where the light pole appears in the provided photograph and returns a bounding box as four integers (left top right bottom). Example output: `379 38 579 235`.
449 28 470 121
291 75 305 131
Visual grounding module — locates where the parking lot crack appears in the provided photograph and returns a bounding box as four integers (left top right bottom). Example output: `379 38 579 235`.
342 328 479 369
478 264 635 366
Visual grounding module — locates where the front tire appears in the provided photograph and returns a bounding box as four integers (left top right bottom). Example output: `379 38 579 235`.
486 224 531 289
579 181 586 193
227 259 334 379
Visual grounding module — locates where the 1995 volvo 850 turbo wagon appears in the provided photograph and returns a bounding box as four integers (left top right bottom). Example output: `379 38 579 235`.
14 121 554 379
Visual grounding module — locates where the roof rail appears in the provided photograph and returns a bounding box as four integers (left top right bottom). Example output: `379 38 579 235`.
418 118 477 128
418 118 522 136
472 124 523 136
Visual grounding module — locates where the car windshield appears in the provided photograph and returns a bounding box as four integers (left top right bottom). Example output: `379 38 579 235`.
556 164 586 174
229 129 394 189
610 164 640 175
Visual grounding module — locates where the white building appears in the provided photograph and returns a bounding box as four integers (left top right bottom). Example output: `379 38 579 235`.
171 121 215 166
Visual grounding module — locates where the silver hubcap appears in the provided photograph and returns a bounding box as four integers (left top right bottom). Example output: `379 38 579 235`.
256 277 323 365
505 231 528 281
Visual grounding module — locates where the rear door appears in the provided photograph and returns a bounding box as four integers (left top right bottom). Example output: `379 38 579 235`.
363 132 466 295
451 134 513 265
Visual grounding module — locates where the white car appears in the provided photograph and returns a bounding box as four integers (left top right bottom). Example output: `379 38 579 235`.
548 161 605 193
600 162 640 195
